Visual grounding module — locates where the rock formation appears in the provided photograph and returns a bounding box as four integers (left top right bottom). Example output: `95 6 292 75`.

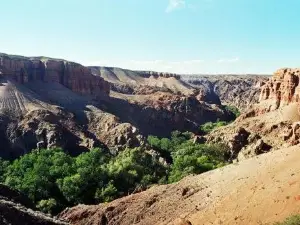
260 68 300 110
204 68 300 160
0 53 110 98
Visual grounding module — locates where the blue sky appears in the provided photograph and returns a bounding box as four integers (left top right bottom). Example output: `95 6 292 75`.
1 0 300 74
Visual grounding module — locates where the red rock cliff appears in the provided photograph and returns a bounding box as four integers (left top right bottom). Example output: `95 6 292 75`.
259 68 300 109
0 54 110 97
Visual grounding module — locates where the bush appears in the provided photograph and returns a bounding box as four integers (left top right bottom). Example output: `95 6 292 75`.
37 198 58 215
199 121 228 134
274 214 300 225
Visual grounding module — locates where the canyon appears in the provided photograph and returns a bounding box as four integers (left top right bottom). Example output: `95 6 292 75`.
0 53 264 159
58 67 300 225
2 52 298 225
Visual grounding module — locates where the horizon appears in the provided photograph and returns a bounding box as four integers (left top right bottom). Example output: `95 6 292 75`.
1 51 272 75
1 0 300 74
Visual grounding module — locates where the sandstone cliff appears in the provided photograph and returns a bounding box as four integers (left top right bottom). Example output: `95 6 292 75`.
260 68 300 110
0 53 110 99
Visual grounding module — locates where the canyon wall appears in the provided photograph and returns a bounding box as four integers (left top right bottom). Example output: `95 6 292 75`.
260 68 300 109
0 54 110 98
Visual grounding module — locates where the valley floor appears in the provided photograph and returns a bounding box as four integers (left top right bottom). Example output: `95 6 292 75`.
61 145 300 225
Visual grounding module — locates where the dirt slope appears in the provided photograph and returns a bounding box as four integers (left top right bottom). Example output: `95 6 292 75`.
59 145 300 225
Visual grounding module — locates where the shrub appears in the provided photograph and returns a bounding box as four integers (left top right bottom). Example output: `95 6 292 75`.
199 120 228 134
274 214 300 225
37 198 58 215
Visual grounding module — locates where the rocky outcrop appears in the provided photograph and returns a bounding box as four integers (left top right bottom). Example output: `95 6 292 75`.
237 134 271 161
0 108 146 159
0 184 67 225
206 127 272 161
260 68 300 110
0 53 110 98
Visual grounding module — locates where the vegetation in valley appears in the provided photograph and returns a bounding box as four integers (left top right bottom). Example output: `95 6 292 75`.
198 105 240 134
0 131 228 215
199 120 229 134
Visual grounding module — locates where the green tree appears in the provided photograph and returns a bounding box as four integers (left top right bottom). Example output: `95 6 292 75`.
57 148 110 204
37 198 58 215
199 121 228 134
168 142 227 183
4 148 74 212
0 158 9 183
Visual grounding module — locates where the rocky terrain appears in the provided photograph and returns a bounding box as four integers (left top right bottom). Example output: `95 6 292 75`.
0 184 67 225
205 68 300 160
0 53 244 158
182 74 269 111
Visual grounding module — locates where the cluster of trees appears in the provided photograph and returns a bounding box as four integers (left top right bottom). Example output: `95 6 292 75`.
0 147 166 214
147 131 228 182
0 131 228 215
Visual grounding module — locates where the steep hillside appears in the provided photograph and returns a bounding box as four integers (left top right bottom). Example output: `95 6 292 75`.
91 66 269 111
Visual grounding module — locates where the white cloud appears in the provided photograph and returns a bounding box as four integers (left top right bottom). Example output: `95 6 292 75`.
166 0 186 13
217 57 240 63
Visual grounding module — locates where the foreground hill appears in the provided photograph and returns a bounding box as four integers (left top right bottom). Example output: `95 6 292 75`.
59 145 300 225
